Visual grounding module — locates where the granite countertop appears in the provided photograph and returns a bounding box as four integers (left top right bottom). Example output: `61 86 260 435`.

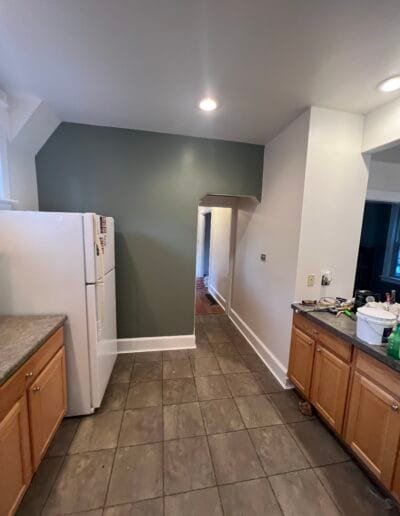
0 315 67 387
292 303 400 373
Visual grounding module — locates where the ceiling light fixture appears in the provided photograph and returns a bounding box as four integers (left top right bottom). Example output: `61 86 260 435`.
378 76 400 93
199 97 218 111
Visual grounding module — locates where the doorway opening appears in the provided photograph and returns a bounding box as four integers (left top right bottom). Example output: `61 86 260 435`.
195 200 236 316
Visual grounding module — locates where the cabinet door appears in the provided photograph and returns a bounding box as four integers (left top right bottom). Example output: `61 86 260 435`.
345 371 400 488
29 347 67 470
391 453 400 502
310 345 350 433
288 326 315 397
0 395 32 516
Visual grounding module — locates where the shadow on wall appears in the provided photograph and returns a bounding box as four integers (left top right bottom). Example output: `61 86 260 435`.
236 197 258 243
115 231 195 338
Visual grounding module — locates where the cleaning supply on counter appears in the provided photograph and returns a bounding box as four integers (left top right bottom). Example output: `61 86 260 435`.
387 323 400 359
356 305 397 345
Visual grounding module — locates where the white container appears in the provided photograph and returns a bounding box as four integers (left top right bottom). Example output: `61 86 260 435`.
356 306 396 345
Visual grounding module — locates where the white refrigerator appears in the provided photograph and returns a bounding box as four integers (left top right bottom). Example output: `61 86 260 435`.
0 210 117 416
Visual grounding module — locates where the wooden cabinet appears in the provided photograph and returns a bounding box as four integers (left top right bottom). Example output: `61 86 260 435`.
0 327 65 515
289 312 400 500
391 451 400 502
29 348 67 470
288 326 315 397
310 345 350 433
0 395 32 516
346 366 400 488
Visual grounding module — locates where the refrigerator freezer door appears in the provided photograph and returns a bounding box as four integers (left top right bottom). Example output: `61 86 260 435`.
0 210 92 416
86 268 117 408
83 214 115 284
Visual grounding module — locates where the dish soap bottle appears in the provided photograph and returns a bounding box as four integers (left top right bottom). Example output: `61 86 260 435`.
387 322 400 359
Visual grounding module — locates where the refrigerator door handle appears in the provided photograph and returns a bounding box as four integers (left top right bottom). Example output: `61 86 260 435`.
93 214 106 327
94 214 105 282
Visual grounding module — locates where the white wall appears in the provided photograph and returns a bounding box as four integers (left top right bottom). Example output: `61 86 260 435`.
230 107 370 386
368 160 400 191
7 146 39 210
363 96 400 153
231 111 310 383
208 207 231 307
295 107 370 301
2 95 60 210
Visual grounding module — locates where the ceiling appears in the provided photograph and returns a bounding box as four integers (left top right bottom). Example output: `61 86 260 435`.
1 0 400 145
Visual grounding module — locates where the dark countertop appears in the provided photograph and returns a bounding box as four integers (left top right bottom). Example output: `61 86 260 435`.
0 315 67 387
292 303 400 373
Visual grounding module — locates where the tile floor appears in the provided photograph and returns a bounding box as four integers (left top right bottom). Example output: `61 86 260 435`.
18 314 399 515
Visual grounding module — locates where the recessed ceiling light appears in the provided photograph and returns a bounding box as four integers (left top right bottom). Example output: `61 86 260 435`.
378 76 400 92
199 97 218 111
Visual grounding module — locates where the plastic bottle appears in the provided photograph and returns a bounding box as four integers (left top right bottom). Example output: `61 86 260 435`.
387 323 400 359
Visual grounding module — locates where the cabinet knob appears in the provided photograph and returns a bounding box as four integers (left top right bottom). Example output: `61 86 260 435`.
25 371 33 378
391 402 399 411
32 385 41 392
312 329 319 336
316 348 321 353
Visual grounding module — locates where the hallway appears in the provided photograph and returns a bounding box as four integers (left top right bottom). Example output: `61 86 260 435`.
18 314 397 515
195 277 224 315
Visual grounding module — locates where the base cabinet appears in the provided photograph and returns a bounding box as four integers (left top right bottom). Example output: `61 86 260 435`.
0 395 32 516
29 348 67 470
310 345 350 433
289 311 400 502
288 327 315 397
345 371 400 488
0 327 65 515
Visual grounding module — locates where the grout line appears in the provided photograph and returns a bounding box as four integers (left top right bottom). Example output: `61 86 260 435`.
229 393 267 485
100 407 124 510
39 421 81 515
196 387 225 516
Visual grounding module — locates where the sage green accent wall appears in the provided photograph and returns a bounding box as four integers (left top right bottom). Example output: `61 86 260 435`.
36 123 264 338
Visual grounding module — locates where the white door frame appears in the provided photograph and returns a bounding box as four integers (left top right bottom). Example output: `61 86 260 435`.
226 205 237 317
195 197 238 316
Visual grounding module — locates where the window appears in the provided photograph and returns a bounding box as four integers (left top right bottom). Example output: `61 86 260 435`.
382 204 400 283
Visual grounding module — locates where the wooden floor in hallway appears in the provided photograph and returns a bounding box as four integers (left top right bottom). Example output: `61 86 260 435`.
195 277 224 315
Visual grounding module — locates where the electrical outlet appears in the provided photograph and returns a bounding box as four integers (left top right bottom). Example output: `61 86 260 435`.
321 271 332 286
307 274 315 287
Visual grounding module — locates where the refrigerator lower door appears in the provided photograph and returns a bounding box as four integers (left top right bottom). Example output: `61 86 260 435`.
86 268 117 408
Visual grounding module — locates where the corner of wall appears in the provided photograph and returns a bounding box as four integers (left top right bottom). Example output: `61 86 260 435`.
230 109 311 382
6 96 60 210
294 108 369 302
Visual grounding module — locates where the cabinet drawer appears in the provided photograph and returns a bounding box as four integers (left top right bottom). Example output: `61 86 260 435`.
0 328 64 420
318 328 352 363
293 313 352 362
355 349 400 398
293 313 321 338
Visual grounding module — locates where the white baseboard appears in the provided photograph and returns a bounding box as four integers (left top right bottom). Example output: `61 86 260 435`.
229 308 291 389
208 284 227 310
117 334 196 353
